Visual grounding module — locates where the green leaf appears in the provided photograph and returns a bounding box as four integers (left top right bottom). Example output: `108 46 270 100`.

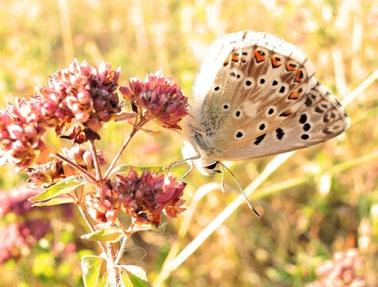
29 176 84 203
97 275 108 287
119 265 149 287
32 196 75 207
111 165 163 177
81 227 124 243
81 255 103 287
121 272 133 287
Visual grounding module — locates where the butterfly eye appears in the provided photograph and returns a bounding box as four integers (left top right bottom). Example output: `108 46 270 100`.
213 86 221 92
234 130 245 139
204 162 218 170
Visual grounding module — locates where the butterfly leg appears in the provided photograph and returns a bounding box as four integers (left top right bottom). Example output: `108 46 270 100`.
163 154 201 174
180 163 194 181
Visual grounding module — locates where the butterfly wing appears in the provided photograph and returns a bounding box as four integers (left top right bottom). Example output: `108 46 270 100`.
190 31 349 161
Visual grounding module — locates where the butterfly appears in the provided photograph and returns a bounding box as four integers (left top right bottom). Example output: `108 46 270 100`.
181 31 349 211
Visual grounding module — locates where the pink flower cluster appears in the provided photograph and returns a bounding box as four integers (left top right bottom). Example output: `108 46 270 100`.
120 72 188 130
0 98 46 168
0 60 121 168
308 249 366 287
86 169 186 226
38 59 121 133
85 180 120 224
115 170 186 226
0 220 50 264
0 186 40 216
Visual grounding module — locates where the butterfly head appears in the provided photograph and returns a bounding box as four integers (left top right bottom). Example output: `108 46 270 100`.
181 137 221 176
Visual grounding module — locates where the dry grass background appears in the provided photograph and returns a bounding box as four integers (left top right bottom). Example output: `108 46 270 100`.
0 0 377 286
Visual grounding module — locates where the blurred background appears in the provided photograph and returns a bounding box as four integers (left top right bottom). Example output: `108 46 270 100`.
0 0 377 286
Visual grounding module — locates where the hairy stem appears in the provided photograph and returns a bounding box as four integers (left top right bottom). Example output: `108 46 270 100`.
89 140 103 180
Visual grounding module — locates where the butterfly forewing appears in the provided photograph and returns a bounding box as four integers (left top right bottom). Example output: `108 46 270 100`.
190 31 349 161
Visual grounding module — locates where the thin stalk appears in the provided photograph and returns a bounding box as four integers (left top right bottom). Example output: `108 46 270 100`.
104 117 147 179
77 205 106 253
115 236 128 265
55 153 97 183
89 140 103 180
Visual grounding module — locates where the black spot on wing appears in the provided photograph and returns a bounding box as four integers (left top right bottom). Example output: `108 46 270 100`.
254 134 266 145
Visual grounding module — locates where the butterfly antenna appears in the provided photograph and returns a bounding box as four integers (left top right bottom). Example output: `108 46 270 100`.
219 162 260 217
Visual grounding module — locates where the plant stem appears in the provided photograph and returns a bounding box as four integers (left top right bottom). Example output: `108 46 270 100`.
55 153 97 183
77 204 106 253
79 203 119 285
106 243 120 287
104 117 147 179
115 236 128 265
89 140 103 180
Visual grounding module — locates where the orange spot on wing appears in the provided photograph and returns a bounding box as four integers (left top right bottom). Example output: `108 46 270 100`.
254 49 266 63
271 55 282 68
288 91 299 100
231 53 239 62
294 69 305 82
286 62 298 71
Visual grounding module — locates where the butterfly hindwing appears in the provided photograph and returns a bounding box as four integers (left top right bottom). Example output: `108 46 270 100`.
211 82 349 160
191 31 348 161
